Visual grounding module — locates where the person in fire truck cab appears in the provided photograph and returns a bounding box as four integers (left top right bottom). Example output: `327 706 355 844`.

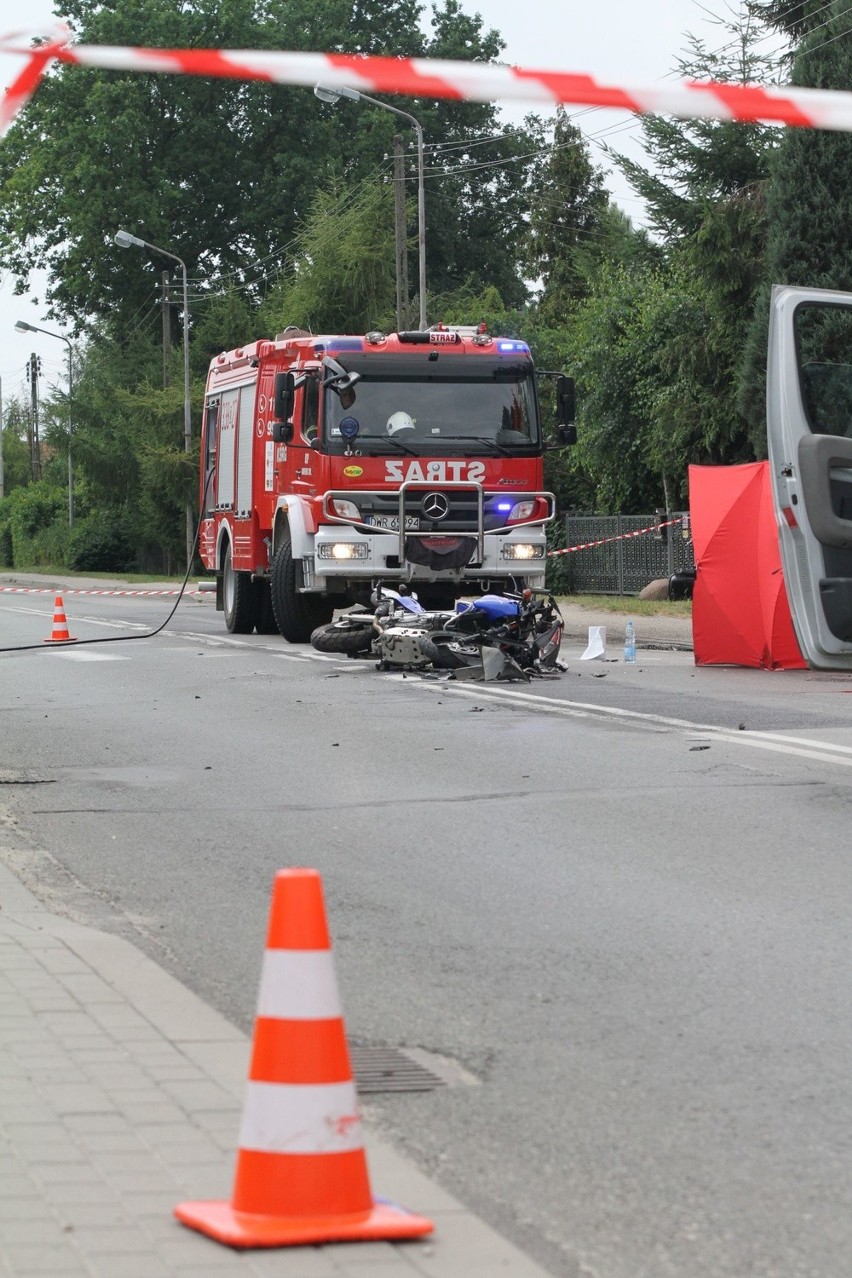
386 411 416 436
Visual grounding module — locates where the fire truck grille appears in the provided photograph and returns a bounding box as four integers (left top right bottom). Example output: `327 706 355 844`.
361 490 508 532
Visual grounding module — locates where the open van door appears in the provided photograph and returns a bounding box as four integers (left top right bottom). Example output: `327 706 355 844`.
767 284 852 669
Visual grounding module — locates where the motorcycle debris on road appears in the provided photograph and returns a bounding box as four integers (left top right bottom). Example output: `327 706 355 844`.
310 584 565 682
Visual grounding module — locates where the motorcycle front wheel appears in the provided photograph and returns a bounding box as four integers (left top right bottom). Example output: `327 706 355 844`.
310 618 375 656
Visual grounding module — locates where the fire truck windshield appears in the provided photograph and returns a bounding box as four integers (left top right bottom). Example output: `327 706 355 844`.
321 353 540 454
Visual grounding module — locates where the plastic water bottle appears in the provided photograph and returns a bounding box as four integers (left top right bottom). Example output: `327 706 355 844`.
624 620 636 664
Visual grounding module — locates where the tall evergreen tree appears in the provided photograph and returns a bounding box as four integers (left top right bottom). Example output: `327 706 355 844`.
613 12 779 300
603 12 781 471
259 178 396 333
522 108 612 322
738 3 852 446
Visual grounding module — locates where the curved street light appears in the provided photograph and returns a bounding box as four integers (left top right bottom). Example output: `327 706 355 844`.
15 320 74 526
314 83 427 331
115 229 193 570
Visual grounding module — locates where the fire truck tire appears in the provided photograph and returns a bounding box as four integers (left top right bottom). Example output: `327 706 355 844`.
270 536 333 643
223 543 256 634
254 579 280 635
310 620 374 656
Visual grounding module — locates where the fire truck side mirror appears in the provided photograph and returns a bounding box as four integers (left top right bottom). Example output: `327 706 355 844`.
272 420 293 443
274 371 295 421
272 371 295 443
556 374 576 425
553 375 577 447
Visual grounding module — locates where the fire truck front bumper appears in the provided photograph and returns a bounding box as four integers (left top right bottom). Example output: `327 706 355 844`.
306 526 548 589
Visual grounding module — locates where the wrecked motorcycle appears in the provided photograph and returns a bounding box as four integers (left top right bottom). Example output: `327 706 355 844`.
415 590 564 680
309 585 445 664
310 586 564 680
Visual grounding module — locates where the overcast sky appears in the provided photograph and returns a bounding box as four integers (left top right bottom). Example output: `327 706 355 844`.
0 1 777 404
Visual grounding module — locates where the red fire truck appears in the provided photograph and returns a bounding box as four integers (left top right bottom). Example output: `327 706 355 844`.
198 324 576 641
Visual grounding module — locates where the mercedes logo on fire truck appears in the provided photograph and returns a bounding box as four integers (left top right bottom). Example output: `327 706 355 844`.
421 491 450 520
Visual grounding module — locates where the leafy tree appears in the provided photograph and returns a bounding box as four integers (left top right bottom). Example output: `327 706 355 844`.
562 257 760 515
0 0 546 334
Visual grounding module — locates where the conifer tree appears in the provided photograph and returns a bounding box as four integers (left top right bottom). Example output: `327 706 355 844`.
738 3 852 445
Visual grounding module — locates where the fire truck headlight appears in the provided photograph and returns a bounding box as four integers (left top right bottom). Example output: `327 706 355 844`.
332 499 361 520
502 543 544 561
509 500 536 521
317 542 370 560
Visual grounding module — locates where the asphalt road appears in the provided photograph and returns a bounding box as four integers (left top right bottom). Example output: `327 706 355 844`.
1 582 851 1278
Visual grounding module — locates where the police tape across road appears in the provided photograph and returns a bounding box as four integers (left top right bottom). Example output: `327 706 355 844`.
5 24 852 136
0 586 187 597
546 517 685 557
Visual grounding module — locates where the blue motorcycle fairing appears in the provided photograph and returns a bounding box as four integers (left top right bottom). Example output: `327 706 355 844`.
379 588 425 614
456 594 521 620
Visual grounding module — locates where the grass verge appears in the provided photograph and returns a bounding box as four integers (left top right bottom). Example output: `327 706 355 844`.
558 593 692 619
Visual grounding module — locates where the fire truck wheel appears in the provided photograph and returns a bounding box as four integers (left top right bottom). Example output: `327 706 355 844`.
254 579 280 635
270 536 334 643
223 543 256 634
310 620 374 656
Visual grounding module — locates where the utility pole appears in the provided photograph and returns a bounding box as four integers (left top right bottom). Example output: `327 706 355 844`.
161 269 171 389
26 354 41 481
392 134 410 331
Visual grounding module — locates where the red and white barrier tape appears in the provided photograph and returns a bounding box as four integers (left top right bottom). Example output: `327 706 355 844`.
547 518 684 557
3 25 852 137
0 586 187 596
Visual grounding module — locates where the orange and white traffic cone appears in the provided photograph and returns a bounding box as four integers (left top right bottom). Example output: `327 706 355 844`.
44 594 76 643
174 867 434 1248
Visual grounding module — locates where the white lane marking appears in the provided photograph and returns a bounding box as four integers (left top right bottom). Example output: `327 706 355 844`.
413 679 852 769
3 604 149 632
275 649 349 663
70 616 149 632
48 649 129 661
171 630 255 647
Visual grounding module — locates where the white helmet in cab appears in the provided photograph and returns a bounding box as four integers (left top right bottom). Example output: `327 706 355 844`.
386 411 416 436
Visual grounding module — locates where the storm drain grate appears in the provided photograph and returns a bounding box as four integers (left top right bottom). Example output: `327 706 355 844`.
350 1046 448 1094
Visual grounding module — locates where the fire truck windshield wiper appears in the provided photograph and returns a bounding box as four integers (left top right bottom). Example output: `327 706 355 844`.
437 435 511 456
360 435 418 457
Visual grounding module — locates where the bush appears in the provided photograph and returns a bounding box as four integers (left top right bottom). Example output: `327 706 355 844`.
67 513 137 572
0 519 12 567
2 481 68 566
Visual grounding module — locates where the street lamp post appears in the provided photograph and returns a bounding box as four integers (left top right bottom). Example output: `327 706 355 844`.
115 229 193 571
314 83 427 331
15 321 74 525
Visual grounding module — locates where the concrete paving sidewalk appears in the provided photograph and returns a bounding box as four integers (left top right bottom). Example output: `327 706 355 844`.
0 859 550 1278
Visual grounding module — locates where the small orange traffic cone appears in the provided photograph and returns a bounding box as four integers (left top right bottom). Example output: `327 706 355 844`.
174 868 434 1248
44 594 76 643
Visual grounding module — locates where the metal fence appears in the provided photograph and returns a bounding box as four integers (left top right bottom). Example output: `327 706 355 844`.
558 513 694 595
